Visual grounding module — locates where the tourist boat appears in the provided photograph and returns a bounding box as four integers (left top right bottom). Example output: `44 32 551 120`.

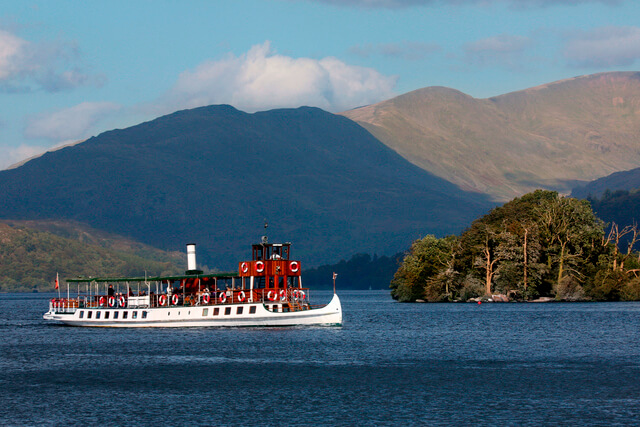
43 239 342 327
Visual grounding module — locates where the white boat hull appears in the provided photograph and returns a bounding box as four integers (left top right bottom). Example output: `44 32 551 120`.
43 294 342 328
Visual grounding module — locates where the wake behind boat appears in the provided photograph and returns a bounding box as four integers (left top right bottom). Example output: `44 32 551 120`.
43 239 342 327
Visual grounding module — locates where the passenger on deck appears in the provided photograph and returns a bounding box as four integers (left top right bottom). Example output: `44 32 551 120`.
108 285 114 296
128 288 134 296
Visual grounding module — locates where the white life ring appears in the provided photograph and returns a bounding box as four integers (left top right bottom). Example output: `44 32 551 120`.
280 289 286 301
238 291 246 302
202 293 210 304
256 261 265 273
219 292 227 303
108 296 115 307
292 290 299 300
99 296 106 307
290 261 299 273
299 291 306 300
118 296 126 307
158 295 166 306
267 290 276 301
171 294 179 306
241 262 249 274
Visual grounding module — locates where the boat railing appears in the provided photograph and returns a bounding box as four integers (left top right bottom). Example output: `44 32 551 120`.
49 287 313 313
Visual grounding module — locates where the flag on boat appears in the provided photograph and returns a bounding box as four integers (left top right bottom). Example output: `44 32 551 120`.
55 272 59 290
333 272 338 280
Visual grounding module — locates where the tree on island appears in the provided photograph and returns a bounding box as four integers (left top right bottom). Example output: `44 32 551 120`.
391 190 640 302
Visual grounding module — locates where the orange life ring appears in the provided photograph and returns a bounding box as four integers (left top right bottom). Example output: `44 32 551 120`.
108 296 115 307
219 292 227 303
159 295 167 306
279 289 286 301
202 293 210 304
238 291 246 302
241 262 249 274
99 296 106 307
267 290 276 301
256 261 265 273
172 294 179 306
290 261 299 273
118 296 126 307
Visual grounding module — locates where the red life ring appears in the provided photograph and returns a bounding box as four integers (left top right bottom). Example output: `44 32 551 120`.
108 296 115 307
241 262 249 274
202 293 210 304
300 291 306 300
238 291 246 302
267 290 276 301
290 261 299 273
118 296 126 307
219 292 227 303
171 294 179 306
99 296 106 307
256 261 265 273
279 289 286 301
159 295 167 306
292 290 299 300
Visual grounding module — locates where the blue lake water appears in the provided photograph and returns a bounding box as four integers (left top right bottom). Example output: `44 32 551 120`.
1 290 640 426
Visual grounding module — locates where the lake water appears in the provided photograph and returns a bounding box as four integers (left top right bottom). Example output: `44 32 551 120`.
1 291 640 426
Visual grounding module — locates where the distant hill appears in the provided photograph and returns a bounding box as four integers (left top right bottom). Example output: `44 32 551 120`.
0 221 183 291
342 72 640 201
572 167 640 199
0 105 493 270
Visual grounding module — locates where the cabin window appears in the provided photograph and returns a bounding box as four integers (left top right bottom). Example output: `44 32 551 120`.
79 311 84 318
96 311 101 319
105 311 110 319
249 306 256 314
236 307 243 315
123 311 128 319
273 305 279 312
113 311 119 319
87 311 92 319
133 311 138 319
142 311 147 319
254 276 266 289
202 308 208 316
213 308 220 316
225 307 231 315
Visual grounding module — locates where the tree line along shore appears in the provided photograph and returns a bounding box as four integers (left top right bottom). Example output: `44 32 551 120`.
391 190 640 303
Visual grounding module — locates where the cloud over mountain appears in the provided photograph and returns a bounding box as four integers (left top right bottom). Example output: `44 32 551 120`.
24 102 121 142
160 42 397 113
564 26 640 67
0 28 103 93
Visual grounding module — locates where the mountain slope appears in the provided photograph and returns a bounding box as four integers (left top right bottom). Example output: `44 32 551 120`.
0 105 493 269
571 167 640 199
342 72 640 201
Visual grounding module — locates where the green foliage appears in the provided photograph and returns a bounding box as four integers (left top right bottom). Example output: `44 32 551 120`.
391 190 640 302
0 223 182 292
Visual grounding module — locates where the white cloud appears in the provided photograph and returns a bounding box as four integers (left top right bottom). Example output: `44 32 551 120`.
0 143 49 170
24 102 121 142
463 34 532 69
159 42 397 113
564 26 640 68
350 41 441 60
0 28 103 93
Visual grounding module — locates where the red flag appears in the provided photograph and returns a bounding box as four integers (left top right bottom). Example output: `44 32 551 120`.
55 272 59 290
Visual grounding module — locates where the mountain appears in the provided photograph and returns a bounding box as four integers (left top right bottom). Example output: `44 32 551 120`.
0 106 493 269
0 221 183 291
342 72 640 201
571 167 640 199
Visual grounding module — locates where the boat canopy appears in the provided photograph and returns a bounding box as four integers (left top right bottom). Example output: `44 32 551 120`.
66 272 238 283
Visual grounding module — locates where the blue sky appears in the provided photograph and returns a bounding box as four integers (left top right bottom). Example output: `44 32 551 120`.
1 0 639 169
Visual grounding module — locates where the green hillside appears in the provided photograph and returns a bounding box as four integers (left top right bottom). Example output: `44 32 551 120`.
342 72 640 201
0 221 183 292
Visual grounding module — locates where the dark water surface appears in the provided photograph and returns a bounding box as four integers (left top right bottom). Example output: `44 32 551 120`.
1 291 640 426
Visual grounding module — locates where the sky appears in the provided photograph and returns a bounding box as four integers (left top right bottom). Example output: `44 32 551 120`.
1 0 639 170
